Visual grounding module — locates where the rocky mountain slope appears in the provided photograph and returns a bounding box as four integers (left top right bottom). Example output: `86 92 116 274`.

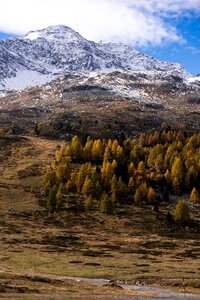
0 25 199 136
0 25 191 92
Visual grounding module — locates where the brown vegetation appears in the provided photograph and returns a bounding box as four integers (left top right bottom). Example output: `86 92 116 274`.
0 133 200 297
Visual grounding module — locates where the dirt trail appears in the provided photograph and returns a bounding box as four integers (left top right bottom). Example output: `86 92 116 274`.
0 273 199 299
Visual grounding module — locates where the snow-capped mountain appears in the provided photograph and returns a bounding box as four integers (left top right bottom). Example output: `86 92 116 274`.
0 25 191 91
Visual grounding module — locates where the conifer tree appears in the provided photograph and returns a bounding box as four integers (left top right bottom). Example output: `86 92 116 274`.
47 185 57 213
185 166 197 190
83 137 93 161
134 182 148 203
84 194 94 210
101 160 114 187
139 132 147 146
103 146 112 161
117 176 127 199
116 145 124 161
164 169 171 186
171 157 183 182
171 157 184 194
111 139 119 157
91 168 100 185
147 187 156 203
111 159 118 170
76 163 92 193
128 177 135 193
66 179 73 192
100 192 113 214
111 191 118 204
173 199 190 222
190 187 200 203
71 135 82 160
130 145 142 163
107 139 113 149
147 147 157 169
56 162 70 183
155 154 164 173
42 171 56 197
128 162 135 176
56 183 65 209
137 161 146 176
82 176 93 195
64 145 72 157
111 174 118 193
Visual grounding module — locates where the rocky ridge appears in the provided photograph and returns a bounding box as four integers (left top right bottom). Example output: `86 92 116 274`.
0 25 192 93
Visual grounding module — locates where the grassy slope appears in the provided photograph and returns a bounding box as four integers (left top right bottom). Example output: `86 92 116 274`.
0 135 200 296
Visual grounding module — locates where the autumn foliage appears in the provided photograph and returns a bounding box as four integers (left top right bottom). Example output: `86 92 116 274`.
42 130 200 214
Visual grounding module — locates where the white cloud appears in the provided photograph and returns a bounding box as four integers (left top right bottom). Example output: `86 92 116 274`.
0 0 199 46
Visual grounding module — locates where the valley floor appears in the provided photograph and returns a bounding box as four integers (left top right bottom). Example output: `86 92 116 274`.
0 135 200 298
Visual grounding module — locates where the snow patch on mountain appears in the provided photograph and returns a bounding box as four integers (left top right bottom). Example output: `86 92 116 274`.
25 31 40 40
3 70 56 90
188 76 200 83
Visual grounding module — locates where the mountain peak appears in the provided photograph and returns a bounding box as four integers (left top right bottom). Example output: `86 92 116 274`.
0 24 191 92
24 24 81 41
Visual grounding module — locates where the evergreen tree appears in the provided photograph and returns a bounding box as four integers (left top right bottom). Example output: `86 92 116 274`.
100 192 113 214
137 161 146 177
56 183 65 209
171 157 184 193
84 194 94 210
185 166 197 191
164 169 171 186
82 176 93 195
190 187 200 203
128 177 135 193
134 182 148 203
173 199 190 222
111 139 119 157
47 185 57 213
71 135 82 160
56 162 71 183
83 137 93 161
111 191 118 204
117 176 127 199
66 179 73 192
92 139 103 161
128 162 136 176
155 154 164 173
147 187 156 203
42 171 56 197
111 159 118 170
103 146 112 161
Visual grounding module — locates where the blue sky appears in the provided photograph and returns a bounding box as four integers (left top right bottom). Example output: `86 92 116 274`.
0 0 199 75
140 15 200 75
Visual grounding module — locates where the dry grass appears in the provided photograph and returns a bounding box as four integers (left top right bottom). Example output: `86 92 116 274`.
0 135 200 296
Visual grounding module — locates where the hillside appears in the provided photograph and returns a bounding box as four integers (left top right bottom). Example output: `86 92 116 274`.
0 134 200 298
